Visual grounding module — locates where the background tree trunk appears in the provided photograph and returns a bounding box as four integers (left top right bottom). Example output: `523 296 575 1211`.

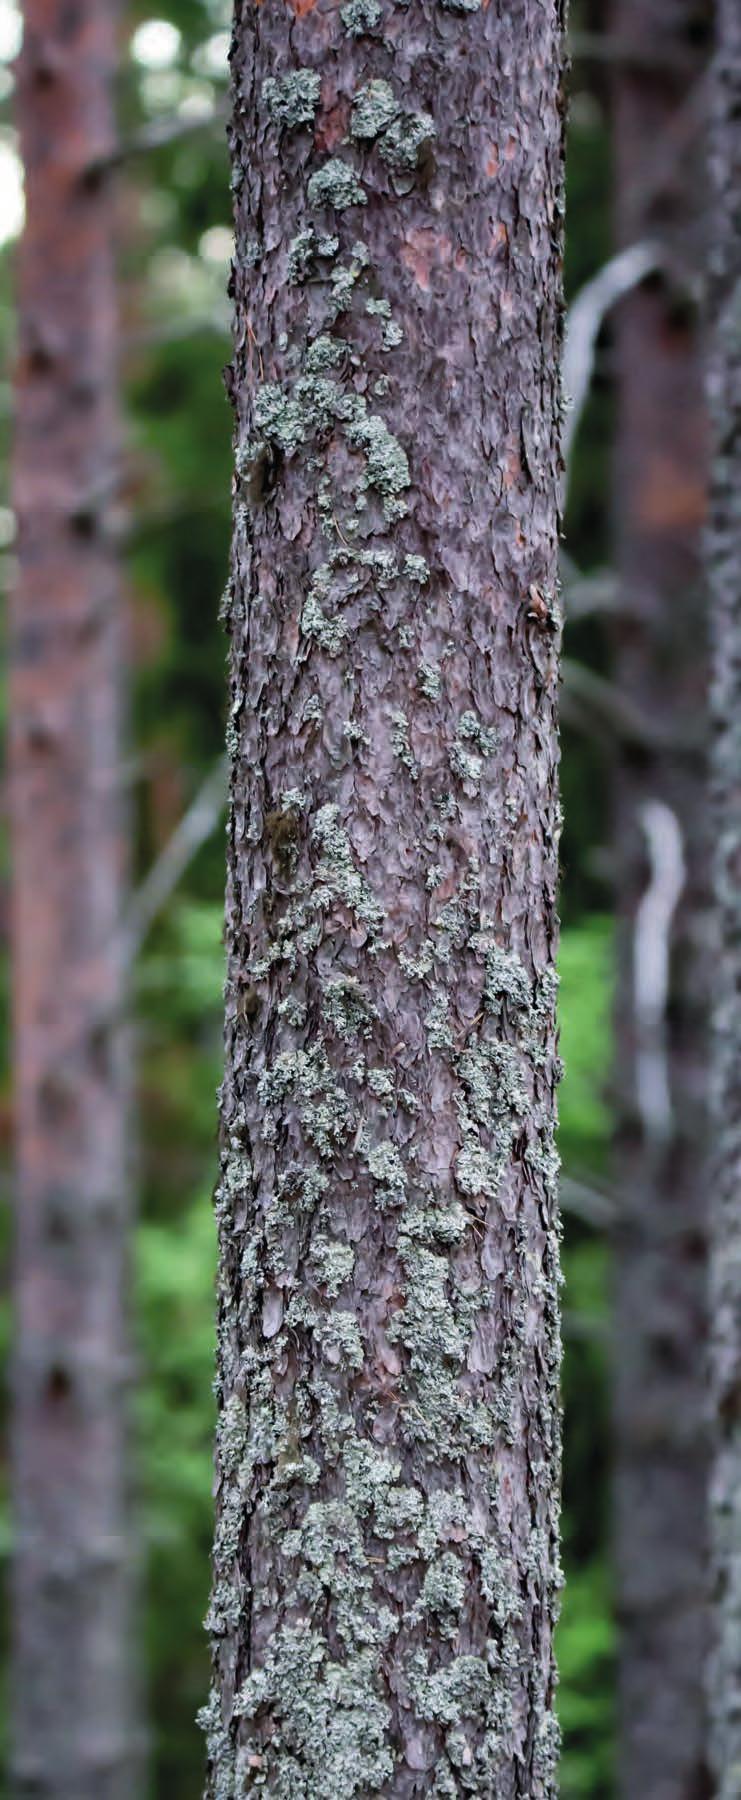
707 0 741 1791
203 2 566 1794
610 4 711 1797
9 0 134 1792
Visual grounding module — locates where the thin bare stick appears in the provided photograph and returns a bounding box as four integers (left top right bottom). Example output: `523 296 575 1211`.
562 241 663 472
121 755 228 964
561 1174 616 1229
633 799 686 1144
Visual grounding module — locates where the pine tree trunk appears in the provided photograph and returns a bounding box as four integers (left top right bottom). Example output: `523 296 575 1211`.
204 3 566 1795
707 1 741 1791
610 6 711 1798
9 0 134 1792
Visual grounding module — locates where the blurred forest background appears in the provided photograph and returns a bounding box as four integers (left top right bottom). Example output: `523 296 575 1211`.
0 0 707 1793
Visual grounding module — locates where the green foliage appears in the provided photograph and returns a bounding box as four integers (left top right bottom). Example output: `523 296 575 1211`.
558 1559 615 1799
560 915 615 1798
136 1194 216 1798
559 915 613 1168
136 900 224 1797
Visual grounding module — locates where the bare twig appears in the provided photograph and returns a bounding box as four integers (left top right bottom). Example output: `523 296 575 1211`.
124 309 230 354
562 241 663 472
89 99 228 174
569 30 700 76
561 1174 616 1229
560 557 617 622
633 800 685 1144
121 756 228 964
562 658 701 752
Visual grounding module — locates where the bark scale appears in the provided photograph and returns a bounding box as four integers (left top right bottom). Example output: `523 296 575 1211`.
205 3 566 1794
610 6 711 1796
9 0 133 1792
707 1 741 1792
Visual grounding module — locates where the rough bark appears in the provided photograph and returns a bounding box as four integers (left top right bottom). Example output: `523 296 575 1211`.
9 0 134 1792
203 3 566 1796
707 1 741 1791
610 6 711 1798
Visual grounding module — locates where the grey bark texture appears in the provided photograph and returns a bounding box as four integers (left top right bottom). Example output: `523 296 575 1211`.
707 0 741 1792
610 5 712 1798
9 0 135 1791
204 1 567 1794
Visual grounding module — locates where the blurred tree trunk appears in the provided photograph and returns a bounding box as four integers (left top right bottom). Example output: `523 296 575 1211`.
707 0 741 1791
203 2 566 1794
611 4 711 1797
9 0 134 1793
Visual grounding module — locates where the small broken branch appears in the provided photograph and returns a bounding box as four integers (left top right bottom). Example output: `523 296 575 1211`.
562 241 663 472
633 799 685 1144
121 755 228 965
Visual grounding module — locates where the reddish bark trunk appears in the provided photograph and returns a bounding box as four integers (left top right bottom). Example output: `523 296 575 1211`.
611 3 711 1796
9 0 134 1791
203 1 566 1794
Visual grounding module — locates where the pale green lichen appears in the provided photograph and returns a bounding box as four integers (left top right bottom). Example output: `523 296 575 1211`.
245 375 409 524
311 1237 355 1297
319 1307 364 1369
308 158 367 211
379 108 436 173
367 1066 395 1108
416 1553 467 1637
351 79 399 140
327 241 370 318
258 1044 353 1158
197 1688 234 1800
280 786 307 813
390 709 419 780
302 566 349 656
365 296 404 350
417 659 442 700
341 0 382 31
398 940 435 980
406 1650 490 1727
481 942 532 1014
311 802 385 936
262 68 321 130
458 709 497 755
364 1135 407 1198
233 1623 394 1797
287 227 340 284
425 991 454 1050
449 744 482 789
216 1393 247 1477
404 552 429 583
339 396 410 518
287 226 315 284
448 713 496 792
322 974 377 1041
305 332 346 374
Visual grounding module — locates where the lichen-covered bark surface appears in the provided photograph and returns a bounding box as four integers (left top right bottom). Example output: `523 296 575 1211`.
9 0 132 1793
610 5 711 1797
205 2 566 1793
707 1 741 1792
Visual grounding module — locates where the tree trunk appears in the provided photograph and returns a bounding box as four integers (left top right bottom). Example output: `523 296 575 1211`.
9 0 134 1792
610 6 711 1798
707 1 741 1791
203 3 566 1795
